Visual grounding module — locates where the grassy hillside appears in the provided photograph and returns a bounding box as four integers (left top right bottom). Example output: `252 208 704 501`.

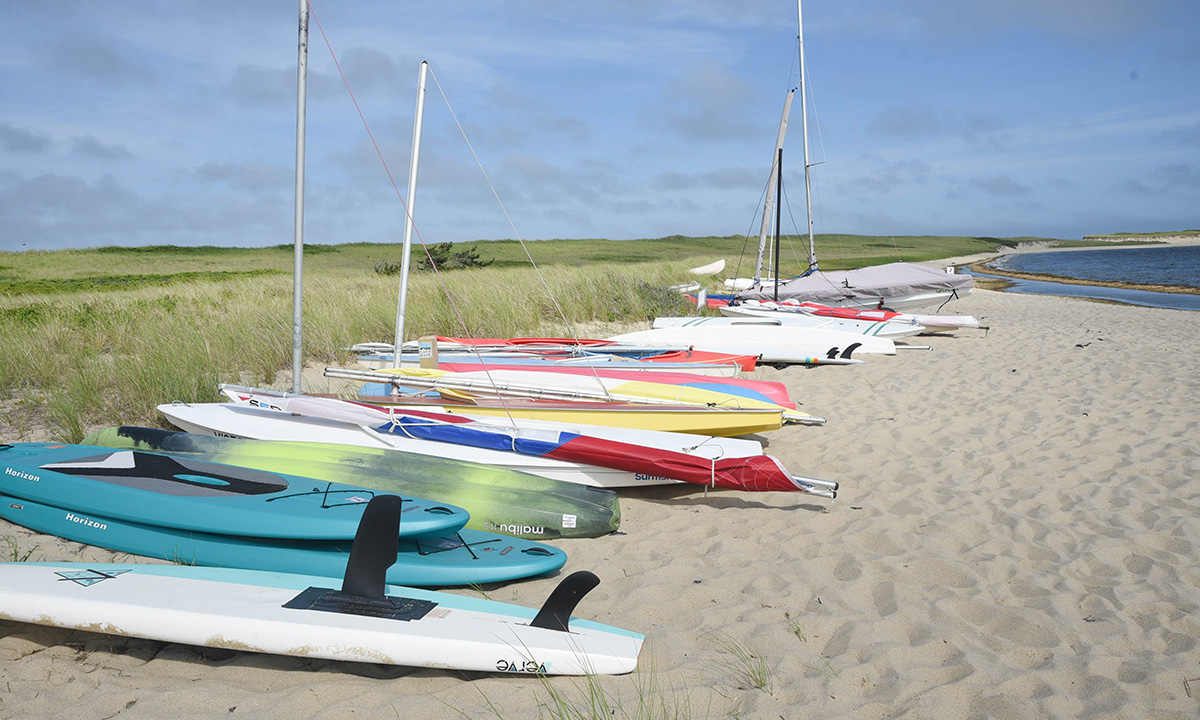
0 232 1061 441
1 233 1033 291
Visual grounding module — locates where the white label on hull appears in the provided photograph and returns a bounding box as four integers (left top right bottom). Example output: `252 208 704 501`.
64 512 108 531
4 466 40 482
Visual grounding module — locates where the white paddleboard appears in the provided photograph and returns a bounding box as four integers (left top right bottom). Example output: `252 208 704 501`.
0 562 643 675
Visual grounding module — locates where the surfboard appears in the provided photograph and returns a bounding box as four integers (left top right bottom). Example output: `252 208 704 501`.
81 427 621 540
0 496 640 674
0 492 567 587
0 442 469 541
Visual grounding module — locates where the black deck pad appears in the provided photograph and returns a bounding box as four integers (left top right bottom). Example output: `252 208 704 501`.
283 586 437 621
41 451 289 497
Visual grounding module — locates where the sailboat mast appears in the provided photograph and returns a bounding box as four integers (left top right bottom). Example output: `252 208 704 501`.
773 148 783 303
755 90 794 285
391 61 429 368
290 0 309 393
798 0 816 271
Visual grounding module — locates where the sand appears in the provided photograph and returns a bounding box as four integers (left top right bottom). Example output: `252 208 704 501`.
2 287 1199 719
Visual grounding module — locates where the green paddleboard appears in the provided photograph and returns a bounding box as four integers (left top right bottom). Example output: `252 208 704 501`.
83 427 620 540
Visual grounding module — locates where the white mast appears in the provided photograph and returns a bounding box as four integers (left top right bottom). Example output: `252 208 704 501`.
290 0 309 392
798 0 816 270
391 61 429 368
754 90 794 286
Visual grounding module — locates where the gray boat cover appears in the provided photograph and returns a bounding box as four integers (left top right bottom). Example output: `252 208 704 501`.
735 262 973 306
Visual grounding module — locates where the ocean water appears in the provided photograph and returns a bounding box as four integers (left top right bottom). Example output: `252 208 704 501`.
993 244 1200 289
965 244 1200 312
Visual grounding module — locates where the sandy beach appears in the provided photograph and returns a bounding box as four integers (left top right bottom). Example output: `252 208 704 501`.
2 286 1199 719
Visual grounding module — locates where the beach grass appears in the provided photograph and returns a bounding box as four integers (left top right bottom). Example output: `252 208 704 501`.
706 632 774 696
0 232 1072 443
0 257 695 441
2 535 36 562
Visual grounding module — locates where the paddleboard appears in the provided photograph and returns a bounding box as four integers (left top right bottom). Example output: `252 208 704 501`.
0 492 566 587
0 497 639 674
0 442 468 541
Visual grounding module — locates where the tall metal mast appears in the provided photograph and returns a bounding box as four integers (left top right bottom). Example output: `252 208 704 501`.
290 0 309 392
798 0 816 271
391 61 429 367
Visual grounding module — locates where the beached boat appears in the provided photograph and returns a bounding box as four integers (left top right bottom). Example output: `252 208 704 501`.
608 318 891 365
735 262 973 312
718 0 973 313
709 306 926 338
353 351 749 377
323 365 824 427
357 363 797 409
343 393 795 436
727 299 984 333
401 337 760 373
83 426 623 540
214 387 837 497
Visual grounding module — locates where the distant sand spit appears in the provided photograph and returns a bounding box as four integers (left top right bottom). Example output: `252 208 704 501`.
1 287 1199 719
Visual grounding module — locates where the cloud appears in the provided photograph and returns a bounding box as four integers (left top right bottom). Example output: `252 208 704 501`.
915 0 1171 39
0 124 52 154
45 34 157 86
869 103 943 140
1115 178 1154 195
970 174 1032 197
227 64 300 108
1158 163 1200 188
651 166 763 192
69 136 133 161
653 58 757 143
194 161 292 195
335 47 407 98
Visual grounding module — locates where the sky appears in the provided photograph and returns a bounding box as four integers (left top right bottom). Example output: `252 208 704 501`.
2 0 1199 253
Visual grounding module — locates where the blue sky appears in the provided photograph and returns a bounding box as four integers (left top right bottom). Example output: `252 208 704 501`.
2 0 1198 252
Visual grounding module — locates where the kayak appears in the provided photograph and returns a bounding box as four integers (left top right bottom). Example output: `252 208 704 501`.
82 426 622 540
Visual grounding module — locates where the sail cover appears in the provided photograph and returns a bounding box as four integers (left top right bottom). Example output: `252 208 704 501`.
736 262 973 306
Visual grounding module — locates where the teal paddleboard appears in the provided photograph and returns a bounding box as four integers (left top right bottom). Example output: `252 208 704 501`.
0 492 566 587
83 427 621 540
0 442 468 541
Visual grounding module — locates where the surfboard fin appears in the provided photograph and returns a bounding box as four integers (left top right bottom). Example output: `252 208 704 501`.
840 342 862 359
530 571 600 633
340 494 402 599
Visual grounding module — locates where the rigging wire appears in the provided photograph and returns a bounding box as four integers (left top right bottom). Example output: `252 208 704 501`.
306 1 618 415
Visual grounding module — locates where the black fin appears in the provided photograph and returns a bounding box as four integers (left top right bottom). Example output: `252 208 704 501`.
530 570 600 633
341 495 403 598
840 342 862 359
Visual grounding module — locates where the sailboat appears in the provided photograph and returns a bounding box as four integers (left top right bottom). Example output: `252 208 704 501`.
722 1 973 312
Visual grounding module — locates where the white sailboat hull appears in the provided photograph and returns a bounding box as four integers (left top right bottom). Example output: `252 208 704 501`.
158 402 766 489
608 323 891 363
712 306 926 338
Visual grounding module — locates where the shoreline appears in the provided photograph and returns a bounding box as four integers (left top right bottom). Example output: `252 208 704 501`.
931 235 1200 298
